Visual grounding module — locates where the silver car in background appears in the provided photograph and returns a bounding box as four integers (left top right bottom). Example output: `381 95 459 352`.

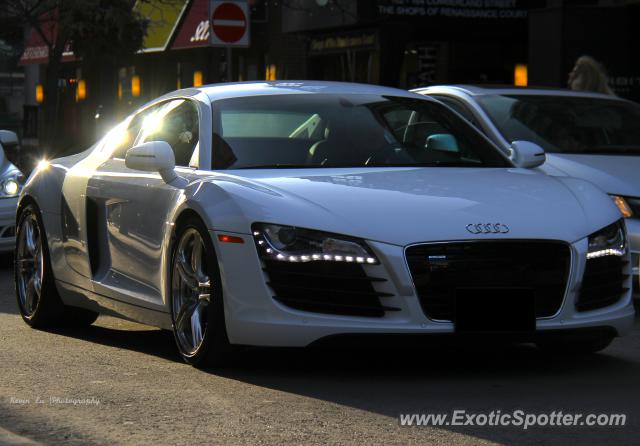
0 130 23 251
414 86 640 296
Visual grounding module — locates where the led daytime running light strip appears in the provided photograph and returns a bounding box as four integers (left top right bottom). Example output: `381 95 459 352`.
586 248 626 260
252 231 378 264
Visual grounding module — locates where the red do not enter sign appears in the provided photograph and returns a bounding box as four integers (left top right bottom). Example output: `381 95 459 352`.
211 2 247 44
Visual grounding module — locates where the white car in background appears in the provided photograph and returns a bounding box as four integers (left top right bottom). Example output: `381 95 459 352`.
15 82 635 367
0 130 24 251
415 86 640 296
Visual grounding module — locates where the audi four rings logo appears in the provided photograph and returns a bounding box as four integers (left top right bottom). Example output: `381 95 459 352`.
466 223 510 234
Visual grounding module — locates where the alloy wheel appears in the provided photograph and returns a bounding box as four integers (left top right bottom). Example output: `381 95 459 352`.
171 228 212 356
16 211 45 318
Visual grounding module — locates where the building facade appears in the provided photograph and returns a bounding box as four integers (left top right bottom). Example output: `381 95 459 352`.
13 0 640 155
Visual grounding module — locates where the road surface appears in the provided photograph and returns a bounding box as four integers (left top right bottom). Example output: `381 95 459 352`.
1 254 638 445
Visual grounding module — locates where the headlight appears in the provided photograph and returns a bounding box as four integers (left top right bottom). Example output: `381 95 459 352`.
587 219 627 260
610 195 633 218
0 172 24 198
3 179 19 195
252 223 379 264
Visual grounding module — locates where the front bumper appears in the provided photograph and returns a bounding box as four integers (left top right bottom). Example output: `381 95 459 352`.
214 231 636 347
0 197 17 252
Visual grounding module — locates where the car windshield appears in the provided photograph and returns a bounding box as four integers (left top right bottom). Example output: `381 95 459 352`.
211 94 509 169
477 94 640 155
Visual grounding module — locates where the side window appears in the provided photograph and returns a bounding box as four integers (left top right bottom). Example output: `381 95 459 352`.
220 111 317 138
109 113 145 159
383 109 414 132
434 96 477 125
138 99 199 167
381 103 483 163
385 107 450 147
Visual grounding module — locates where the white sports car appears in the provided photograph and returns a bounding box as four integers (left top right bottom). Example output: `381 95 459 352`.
16 82 635 367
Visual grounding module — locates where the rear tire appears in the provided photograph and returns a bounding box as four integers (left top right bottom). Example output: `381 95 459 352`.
15 203 99 328
169 216 232 367
536 331 615 355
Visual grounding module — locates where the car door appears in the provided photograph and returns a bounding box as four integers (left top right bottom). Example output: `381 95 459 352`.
85 99 202 309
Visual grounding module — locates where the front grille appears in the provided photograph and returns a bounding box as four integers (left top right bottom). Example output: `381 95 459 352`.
577 255 629 311
263 260 397 317
406 241 571 321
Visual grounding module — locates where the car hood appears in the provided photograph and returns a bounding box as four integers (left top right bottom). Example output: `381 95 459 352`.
542 154 640 198
204 167 619 246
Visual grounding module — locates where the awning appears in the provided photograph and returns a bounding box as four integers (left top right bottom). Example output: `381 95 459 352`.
19 11 75 66
135 0 189 52
19 0 188 65
171 0 210 50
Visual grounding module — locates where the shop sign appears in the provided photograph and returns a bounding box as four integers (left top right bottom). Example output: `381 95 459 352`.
376 0 533 20
310 33 377 53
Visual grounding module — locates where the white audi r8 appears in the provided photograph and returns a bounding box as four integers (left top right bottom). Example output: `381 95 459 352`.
16 82 635 367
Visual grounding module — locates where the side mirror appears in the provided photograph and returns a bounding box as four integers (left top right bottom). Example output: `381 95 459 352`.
125 141 179 184
511 140 546 168
425 134 459 153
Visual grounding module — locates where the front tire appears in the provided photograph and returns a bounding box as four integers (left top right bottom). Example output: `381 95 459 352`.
15 203 99 328
170 216 231 367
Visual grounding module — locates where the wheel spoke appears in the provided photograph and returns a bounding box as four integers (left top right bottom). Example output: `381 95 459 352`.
191 302 205 347
16 258 34 273
24 219 37 255
25 278 37 313
33 272 42 295
175 299 199 332
176 256 198 289
32 229 40 256
34 246 44 294
190 238 204 281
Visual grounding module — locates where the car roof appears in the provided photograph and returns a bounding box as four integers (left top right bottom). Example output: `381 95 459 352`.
181 81 430 102
413 84 625 101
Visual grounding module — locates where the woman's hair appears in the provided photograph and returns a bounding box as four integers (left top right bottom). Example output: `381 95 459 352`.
569 55 615 95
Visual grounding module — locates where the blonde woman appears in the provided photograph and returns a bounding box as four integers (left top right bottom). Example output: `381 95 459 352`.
568 55 615 95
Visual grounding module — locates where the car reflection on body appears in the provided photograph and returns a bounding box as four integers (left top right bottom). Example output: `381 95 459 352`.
16 81 634 367
414 85 640 297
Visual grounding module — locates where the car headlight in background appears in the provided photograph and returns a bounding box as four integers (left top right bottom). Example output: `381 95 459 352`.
587 219 627 260
252 223 379 264
0 172 24 198
3 179 19 195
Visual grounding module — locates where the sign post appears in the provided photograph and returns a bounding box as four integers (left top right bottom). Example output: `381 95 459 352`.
209 0 250 82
